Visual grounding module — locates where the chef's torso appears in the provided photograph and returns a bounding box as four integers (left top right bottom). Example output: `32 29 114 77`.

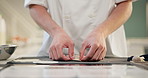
25 0 131 57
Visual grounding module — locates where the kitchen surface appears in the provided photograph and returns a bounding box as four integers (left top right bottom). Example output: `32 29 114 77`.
1 56 148 78
0 65 148 78
1 0 148 78
0 55 148 78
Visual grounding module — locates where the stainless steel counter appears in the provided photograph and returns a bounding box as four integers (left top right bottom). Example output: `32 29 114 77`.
0 65 148 78
0 57 148 78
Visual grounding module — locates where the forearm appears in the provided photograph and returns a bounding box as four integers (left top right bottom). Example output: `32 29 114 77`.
29 5 62 37
94 0 133 38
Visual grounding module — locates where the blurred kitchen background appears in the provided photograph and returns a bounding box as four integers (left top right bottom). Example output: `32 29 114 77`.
0 0 148 58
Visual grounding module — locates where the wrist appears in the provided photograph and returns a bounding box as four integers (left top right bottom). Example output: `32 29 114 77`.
50 26 64 38
92 26 108 39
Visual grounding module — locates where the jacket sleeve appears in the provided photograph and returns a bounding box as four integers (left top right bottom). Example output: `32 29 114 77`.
24 0 48 9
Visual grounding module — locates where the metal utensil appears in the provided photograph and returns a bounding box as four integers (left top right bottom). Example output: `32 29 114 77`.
0 45 17 60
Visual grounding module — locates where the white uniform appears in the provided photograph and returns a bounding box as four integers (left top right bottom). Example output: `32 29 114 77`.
25 0 135 57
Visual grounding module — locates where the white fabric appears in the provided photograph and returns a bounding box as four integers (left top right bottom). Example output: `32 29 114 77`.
115 0 137 3
24 0 48 9
0 15 6 45
24 0 134 57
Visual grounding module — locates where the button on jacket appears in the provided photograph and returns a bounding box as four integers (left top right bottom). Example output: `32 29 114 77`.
25 0 134 57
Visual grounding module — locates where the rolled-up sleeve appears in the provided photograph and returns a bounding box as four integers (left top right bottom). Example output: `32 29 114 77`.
115 0 138 3
24 0 48 9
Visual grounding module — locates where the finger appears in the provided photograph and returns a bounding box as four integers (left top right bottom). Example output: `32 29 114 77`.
81 45 98 61
56 46 64 60
49 48 55 60
96 48 105 61
90 47 104 61
97 48 106 60
49 50 53 60
80 43 87 60
57 46 71 61
63 55 71 60
52 47 58 60
68 44 74 60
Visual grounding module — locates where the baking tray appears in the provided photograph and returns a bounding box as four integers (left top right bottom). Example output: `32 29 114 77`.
7 56 131 65
7 56 148 70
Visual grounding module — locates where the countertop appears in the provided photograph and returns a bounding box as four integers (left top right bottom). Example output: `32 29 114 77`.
0 56 148 78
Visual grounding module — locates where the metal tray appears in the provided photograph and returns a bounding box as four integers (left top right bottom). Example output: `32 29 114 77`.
8 56 130 65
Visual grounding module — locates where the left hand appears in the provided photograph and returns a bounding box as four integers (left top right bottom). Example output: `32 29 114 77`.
80 31 107 61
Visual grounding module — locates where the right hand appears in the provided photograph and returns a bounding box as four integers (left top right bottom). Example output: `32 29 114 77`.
49 29 74 61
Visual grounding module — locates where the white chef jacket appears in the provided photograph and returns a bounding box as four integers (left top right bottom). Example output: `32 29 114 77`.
25 0 135 57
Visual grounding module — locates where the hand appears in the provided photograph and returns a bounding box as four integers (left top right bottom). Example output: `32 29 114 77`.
80 32 107 61
49 29 74 61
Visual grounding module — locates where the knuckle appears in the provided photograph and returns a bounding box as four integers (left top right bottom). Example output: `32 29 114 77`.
99 45 104 50
98 44 103 47
92 43 99 48
92 43 98 46
51 44 58 48
54 43 63 47
56 44 62 49
49 46 54 50
82 42 86 46
55 44 60 47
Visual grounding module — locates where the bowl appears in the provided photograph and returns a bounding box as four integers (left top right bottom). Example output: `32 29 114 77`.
0 45 17 60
